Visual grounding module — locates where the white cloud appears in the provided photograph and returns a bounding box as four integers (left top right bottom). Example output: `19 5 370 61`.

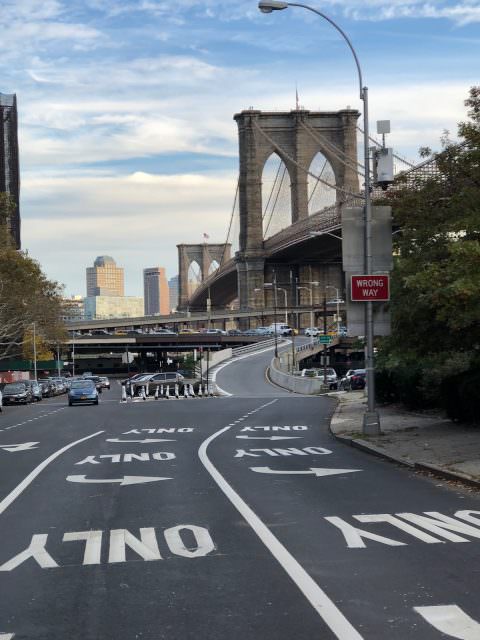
22 171 236 295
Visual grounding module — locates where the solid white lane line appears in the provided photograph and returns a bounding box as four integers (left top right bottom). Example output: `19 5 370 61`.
414 605 480 639
198 401 363 640
0 431 104 516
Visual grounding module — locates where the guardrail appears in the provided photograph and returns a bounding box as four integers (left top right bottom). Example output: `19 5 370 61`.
231 338 278 358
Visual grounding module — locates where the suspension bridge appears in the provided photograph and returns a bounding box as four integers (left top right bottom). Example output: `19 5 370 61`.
179 106 435 320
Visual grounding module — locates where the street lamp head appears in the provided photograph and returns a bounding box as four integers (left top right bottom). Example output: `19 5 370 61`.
258 1 289 13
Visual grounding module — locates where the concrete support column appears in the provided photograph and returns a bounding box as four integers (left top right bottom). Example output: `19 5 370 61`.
237 257 265 312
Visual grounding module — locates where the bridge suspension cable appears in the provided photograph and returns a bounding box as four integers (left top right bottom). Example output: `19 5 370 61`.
299 120 366 175
356 125 416 169
252 119 364 201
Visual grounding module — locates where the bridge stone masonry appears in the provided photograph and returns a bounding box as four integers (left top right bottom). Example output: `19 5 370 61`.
179 108 361 322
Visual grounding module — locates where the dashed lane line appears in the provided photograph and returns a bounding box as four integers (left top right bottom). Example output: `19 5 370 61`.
0 408 66 432
198 399 364 640
0 431 104 516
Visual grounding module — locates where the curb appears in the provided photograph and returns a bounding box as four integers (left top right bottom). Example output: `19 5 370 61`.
329 404 480 489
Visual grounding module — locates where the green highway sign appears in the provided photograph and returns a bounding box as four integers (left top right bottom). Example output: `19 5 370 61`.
319 335 333 344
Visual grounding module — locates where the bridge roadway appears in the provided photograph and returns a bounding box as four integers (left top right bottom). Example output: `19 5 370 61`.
0 342 479 639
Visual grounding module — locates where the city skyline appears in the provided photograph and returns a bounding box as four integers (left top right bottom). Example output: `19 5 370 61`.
1 0 478 296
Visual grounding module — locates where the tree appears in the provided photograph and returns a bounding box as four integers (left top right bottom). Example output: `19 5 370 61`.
377 87 480 406
0 213 66 361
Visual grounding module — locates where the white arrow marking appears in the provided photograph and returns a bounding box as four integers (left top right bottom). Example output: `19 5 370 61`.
0 442 39 452
236 435 302 441
250 467 361 477
105 438 176 444
0 634 14 639
415 605 480 639
66 475 172 486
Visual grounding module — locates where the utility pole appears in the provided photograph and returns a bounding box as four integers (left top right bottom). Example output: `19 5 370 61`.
323 295 327 385
32 322 37 381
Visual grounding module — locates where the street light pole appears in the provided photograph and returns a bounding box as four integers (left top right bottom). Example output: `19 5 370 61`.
32 322 37 381
298 286 313 343
326 285 341 335
258 0 379 434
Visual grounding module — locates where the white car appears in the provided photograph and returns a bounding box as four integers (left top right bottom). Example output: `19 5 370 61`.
301 368 338 389
304 327 320 337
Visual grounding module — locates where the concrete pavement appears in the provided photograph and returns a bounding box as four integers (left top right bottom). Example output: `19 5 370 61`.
330 389 480 487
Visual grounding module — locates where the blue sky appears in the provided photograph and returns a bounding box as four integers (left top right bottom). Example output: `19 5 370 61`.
2 0 479 296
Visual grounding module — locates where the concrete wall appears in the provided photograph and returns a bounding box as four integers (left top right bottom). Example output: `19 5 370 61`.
199 348 233 371
269 356 330 395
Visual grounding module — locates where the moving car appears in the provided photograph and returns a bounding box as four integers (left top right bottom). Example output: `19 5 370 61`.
339 369 366 391
2 382 33 405
267 323 293 336
98 376 110 390
304 327 320 337
68 379 99 406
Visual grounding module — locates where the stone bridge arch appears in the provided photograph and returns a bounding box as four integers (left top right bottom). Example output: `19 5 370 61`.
234 108 360 310
177 243 231 310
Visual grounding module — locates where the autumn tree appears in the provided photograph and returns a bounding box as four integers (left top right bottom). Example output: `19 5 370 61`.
0 194 66 361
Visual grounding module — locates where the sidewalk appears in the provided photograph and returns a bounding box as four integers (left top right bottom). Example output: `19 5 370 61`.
329 390 480 487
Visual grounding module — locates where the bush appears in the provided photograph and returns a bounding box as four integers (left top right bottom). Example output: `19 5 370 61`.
442 369 480 424
375 363 427 410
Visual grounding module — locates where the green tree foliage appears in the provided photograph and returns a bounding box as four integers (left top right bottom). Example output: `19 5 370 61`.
0 194 66 361
377 87 480 409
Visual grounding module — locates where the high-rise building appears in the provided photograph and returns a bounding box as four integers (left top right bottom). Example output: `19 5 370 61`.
144 267 170 315
84 296 143 320
168 275 179 312
61 295 85 322
0 93 20 248
86 256 124 297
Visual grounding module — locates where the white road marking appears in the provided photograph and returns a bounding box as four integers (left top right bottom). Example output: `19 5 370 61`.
250 467 361 477
0 634 14 639
0 442 39 452
414 605 480 639
106 438 176 443
236 435 303 441
66 475 172 486
0 431 103 516
198 399 363 640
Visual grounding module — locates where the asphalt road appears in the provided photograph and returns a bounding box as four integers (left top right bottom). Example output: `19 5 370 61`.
1 356 480 640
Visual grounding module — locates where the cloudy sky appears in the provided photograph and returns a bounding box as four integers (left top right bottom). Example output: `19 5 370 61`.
3 0 479 297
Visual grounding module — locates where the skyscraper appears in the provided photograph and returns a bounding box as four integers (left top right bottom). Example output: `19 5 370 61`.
168 275 179 312
86 255 124 297
0 93 20 248
144 267 170 315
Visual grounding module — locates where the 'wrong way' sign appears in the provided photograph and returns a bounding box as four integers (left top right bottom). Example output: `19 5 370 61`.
351 274 390 301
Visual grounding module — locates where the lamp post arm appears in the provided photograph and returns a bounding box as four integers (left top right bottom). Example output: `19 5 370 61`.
287 2 363 98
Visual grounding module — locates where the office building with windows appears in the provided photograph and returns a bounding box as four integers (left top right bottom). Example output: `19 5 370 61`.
144 267 170 316
86 256 124 297
0 93 20 248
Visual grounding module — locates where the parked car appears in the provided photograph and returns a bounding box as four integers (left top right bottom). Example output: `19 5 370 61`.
227 329 242 336
2 382 33 405
25 380 43 402
68 380 99 406
304 327 320 337
39 379 55 398
301 368 338 389
49 377 67 394
339 369 366 391
256 327 272 336
267 323 293 336
204 328 227 335
149 372 185 384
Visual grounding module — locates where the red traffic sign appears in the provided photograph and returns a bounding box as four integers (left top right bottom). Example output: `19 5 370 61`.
351 274 390 302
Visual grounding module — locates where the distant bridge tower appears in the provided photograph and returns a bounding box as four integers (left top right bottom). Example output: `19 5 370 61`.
177 243 231 310
234 108 360 311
